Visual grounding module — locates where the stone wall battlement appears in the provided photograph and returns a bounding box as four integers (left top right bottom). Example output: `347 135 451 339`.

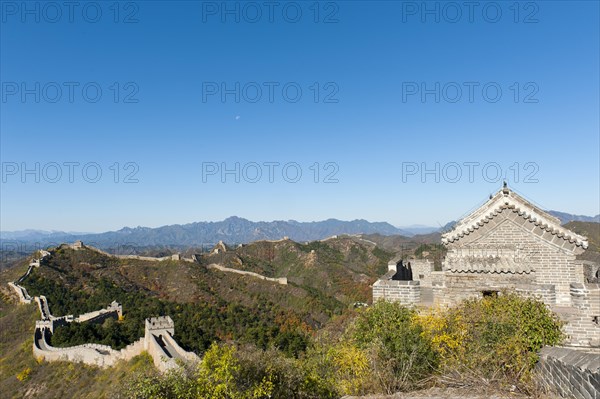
75 301 122 323
373 279 421 305
146 316 174 331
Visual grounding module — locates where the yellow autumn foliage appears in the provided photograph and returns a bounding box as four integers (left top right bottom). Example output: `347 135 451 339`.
16 367 31 382
414 307 467 364
328 343 371 395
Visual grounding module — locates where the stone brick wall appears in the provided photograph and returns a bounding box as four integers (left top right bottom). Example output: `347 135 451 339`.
535 346 599 399
11 244 201 373
114 254 181 262
33 327 145 368
437 272 536 305
432 281 480 307
431 275 556 307
432 281 447 306
29 292 198 372
145 333 178 372
410 260 434 287
430 271 444 286
514 284 556 305
33 315 199 372
372 279 420 305
76 301 122 323
565 283 600 347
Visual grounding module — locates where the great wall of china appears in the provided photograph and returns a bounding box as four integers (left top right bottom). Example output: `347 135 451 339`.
10 237 597 397
8 245 200 372
206 264 287 285
65 240 287 284
6 240 290 372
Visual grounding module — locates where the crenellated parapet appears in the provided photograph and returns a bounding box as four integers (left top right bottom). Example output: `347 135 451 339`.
75 300 122 323
373 261 421 306
145 316 174 335
144 315 200 372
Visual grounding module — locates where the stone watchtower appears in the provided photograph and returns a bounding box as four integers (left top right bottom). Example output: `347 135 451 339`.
373 185 599 347
145 316 174 350
145 316 174 336
440 184 588 306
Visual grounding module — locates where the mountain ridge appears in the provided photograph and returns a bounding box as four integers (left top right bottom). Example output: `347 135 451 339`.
0 217 412 249
547 211 600 224
2 211 597 250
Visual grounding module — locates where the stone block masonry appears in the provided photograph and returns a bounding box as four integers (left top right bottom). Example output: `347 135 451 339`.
372 279 421 306
33 327 146 368
536 346 599 399
59 241 186 263
565 283 600 347
8 250 52 304
410 259 434 287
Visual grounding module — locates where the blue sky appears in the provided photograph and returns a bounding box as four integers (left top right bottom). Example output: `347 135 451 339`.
1 0 599 232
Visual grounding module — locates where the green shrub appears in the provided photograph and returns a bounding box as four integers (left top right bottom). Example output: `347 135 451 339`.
349 301 437 393
196 343 273 399
121 368 196 399
119 343 338 399
417 293 565 388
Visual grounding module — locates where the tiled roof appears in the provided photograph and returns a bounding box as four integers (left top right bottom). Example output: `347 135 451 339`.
442 186 588 249
445 255 533 274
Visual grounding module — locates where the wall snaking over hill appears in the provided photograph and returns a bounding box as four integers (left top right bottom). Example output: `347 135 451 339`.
8 246 199 373
207 263 288 285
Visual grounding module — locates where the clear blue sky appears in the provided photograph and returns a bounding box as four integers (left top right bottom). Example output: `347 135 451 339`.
1 0 599 232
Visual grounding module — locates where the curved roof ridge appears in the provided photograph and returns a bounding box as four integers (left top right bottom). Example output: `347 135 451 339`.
442 187 588 249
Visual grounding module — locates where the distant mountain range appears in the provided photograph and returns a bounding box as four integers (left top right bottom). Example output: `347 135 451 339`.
0 217 412 249
2 211 597 250
547 211 600 224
